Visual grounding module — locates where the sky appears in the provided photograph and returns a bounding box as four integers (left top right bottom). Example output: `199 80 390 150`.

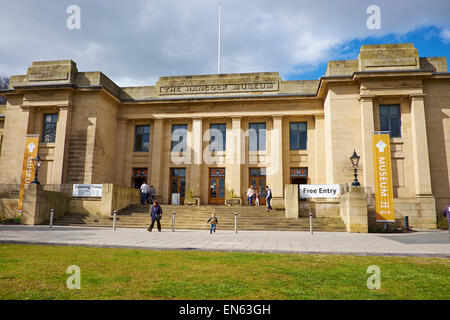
0 0 449 87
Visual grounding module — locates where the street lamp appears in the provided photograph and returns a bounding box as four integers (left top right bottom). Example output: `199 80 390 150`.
350 150 361 187
31 154 42 185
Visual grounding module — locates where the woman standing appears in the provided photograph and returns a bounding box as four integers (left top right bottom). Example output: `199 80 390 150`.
148 200 163 232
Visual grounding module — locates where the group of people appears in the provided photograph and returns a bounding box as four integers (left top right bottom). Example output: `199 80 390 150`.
141 182 274 234
139 181 156 205
246 185 272 212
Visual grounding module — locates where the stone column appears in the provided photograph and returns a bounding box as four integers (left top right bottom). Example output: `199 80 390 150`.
359 95 375 192
190 118 203 200
150 119 165 198
409 94 436 229
115 118 128 186
314 114 326 184
268 115 284 207
410 94 433 196
226 117 243 200
52 105 72 184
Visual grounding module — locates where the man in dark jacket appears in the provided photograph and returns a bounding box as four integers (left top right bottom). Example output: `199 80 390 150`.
148 200 163 232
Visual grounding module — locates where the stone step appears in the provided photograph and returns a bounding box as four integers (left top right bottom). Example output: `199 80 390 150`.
53 204 346 231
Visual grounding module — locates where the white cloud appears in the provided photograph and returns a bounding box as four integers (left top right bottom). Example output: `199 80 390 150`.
441 28 450 43
0 0 449 86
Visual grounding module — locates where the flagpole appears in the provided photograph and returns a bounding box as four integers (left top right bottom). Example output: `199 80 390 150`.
217 0 222 74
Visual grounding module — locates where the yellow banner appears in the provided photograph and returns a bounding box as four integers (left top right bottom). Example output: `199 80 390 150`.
372 133 395 222
18 135 40 212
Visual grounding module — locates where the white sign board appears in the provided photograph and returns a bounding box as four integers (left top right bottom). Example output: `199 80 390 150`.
171 193 180 205
73 184 103 197
299 184 340 199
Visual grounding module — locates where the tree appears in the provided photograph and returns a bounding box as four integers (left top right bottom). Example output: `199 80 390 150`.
0 75 10 105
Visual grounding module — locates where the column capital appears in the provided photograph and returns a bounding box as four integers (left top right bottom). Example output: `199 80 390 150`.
410 93 426 100
359 94 375 102
57 104 72 111
20 105 37 112
272 115 284 120
313 113 324 119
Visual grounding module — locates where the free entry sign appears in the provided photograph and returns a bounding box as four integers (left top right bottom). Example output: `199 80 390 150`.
299 184 340 199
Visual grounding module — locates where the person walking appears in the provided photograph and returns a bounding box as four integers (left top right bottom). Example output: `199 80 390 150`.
148 185 156 204
140 181 149 204
265 185 273 212
148 200 163 232
443 204 450 238
207 213 219 234
247 186 255 206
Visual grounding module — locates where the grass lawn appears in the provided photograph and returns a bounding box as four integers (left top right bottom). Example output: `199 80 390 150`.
0 244 448 300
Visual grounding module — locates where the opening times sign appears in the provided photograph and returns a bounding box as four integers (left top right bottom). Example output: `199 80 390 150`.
372 133 395 222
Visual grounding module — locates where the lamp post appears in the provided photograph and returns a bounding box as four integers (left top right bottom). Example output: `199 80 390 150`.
350 150 361 187
31 154 42 185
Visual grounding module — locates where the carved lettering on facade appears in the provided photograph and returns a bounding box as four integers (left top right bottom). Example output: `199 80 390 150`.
159 82 279 95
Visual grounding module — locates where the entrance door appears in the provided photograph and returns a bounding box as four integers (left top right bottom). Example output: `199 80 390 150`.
170 168 186 204
291 168 308 201
209 168 225 205
132 168 148 189
249 168 266 205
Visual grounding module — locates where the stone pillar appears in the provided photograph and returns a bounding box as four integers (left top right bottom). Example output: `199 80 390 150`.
410 94 433 196
52 105 72 184
150 119 164 198
268 115 284 208
359 95 375 191
123 120 134 187
314 114 326 184
115 118 128 186
226 117 243 200
339 186 368 233
190 118 202 200
284 184 299 218
409 94 436 229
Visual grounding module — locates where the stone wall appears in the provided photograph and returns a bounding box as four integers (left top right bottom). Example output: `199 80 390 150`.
21 184 69 225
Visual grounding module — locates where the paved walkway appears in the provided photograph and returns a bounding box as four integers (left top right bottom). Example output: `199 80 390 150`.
0 225 449 257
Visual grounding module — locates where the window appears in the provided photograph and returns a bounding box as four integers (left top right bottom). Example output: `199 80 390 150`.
380 105 401 138
134 125 150 152
249 123 266 151
171 124 187 151
41 114 58 143
210 123 226 151
289 122 307 150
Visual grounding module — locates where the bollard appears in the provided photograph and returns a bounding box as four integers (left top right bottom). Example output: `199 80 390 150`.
172 210 176 232
49 208 54 228
113 210 117 231
404 216 409 230
234 212 238 234
309 212 313 235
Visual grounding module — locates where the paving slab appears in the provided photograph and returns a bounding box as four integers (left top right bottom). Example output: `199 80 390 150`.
0 225 449 257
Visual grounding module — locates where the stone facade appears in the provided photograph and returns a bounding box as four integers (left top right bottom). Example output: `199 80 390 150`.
0 43 449 230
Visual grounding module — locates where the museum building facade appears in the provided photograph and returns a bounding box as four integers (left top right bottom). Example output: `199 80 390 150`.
0 43 449 229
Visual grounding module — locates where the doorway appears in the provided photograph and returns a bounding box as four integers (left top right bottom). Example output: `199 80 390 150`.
249 168 266 205
291 168 308 201
170 168 186 205
209 168 225 205
132 168 148 189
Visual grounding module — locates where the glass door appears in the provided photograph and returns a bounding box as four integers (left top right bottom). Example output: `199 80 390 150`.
170 168 186 204
249 168 266 205
209 168 225 205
